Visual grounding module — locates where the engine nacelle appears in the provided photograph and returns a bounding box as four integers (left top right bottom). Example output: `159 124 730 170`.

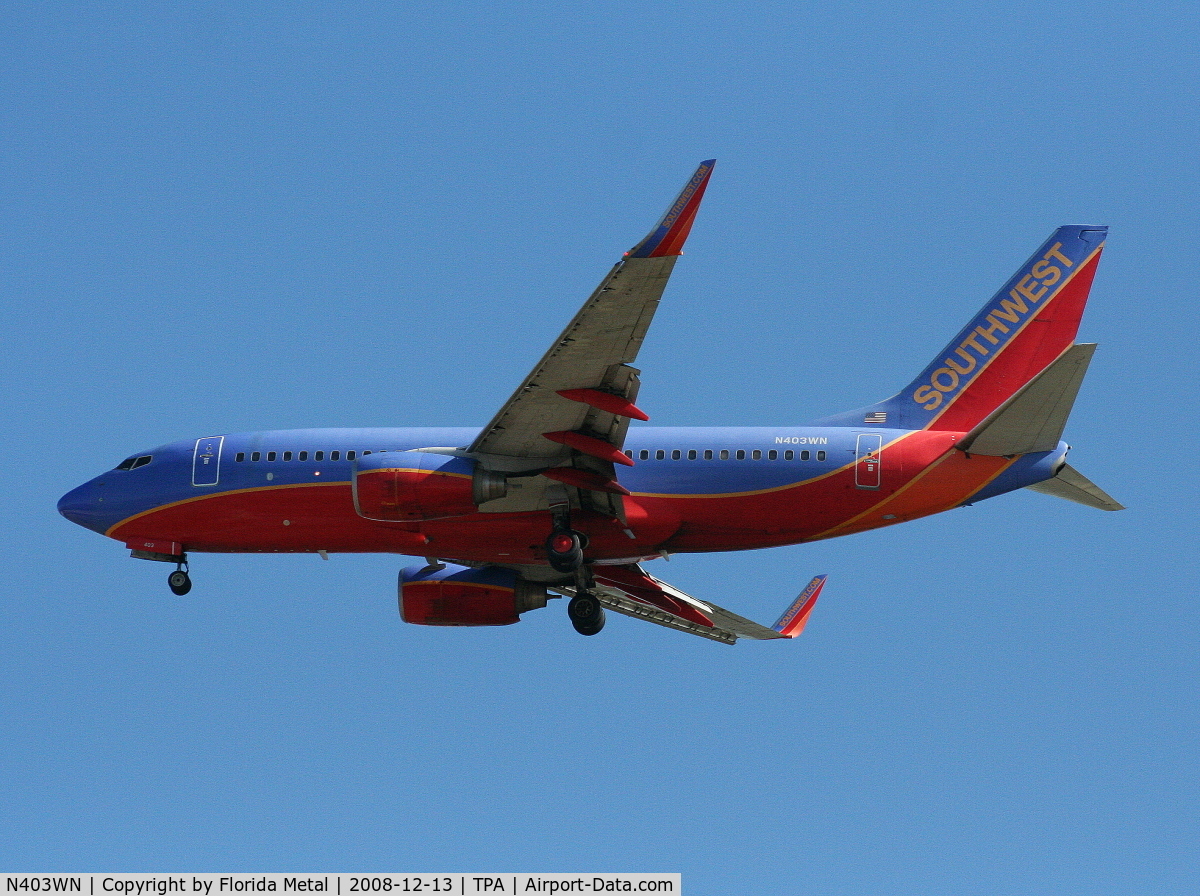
353 450 507 521
398 563 549 626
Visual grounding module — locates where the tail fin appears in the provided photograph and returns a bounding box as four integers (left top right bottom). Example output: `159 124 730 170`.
822 226 1107 432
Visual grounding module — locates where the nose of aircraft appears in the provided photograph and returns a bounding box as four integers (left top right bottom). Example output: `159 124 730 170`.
57 478 111 534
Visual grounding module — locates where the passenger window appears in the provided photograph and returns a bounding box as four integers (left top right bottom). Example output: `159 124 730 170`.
639 450 649 460
801 450 810 461
267 452 277 462
704 450 713 460
283 451 292 461
251 452 261 462
817 450 826 461
768 450 778 460
785 450 794 460
736 450 746 460
362 450 371 456
347 451 356 460
299 451 308 461
671 450 681 460
315 451 324 461
687 449 697 460
331 451 341 461
720 449 729 460
236 452 245 462
624 450 633 458
752 450 761 460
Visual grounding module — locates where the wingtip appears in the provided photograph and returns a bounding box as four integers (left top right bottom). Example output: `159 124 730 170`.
772 574 827 638
626 159 716 258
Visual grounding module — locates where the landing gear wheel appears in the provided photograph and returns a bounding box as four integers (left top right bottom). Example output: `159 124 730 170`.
168 569 191 596
568 593 605 636
571 609 606 636
546 528 584 573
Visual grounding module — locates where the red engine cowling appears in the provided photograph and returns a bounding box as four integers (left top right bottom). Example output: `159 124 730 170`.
354 450 506 521
398 563 549 626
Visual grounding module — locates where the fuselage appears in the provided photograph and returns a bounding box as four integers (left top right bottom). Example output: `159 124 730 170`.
59 425 1067 568
51 161 1114 643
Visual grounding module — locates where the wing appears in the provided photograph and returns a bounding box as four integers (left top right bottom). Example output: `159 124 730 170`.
563 564 827 645
466 161 715 516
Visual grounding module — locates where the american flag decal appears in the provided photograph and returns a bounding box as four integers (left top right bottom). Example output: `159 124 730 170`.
863 412 888 424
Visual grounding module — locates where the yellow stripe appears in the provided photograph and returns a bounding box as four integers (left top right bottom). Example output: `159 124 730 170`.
629 431 919 499
106 467 474 538
359 468 472 479
926 243 1104 429
810 452 1017 540
407 580 514 592
104 480 349 538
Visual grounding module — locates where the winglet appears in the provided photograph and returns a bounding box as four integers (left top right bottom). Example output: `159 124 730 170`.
626 160 716 258
772 575 827 638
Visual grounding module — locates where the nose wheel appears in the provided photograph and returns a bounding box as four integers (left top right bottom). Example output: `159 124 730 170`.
168 562 192 596
568 592 606 636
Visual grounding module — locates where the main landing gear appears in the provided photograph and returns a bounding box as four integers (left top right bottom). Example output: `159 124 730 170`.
568 591 606 636
546 514 604 635
168 560 192 596
545 527 584 573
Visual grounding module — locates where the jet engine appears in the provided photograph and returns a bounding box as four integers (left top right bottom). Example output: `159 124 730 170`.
353 450 506 521
398 563 549 626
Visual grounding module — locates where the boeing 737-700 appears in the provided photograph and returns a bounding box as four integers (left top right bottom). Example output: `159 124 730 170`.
58 160 1122 644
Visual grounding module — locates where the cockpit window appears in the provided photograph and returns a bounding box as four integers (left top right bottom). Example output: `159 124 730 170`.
115 455 153 470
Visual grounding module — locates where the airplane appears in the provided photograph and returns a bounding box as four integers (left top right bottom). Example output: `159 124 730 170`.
58 160 1123 645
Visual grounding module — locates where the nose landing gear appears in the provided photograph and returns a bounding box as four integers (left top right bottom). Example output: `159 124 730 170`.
168 560 192 596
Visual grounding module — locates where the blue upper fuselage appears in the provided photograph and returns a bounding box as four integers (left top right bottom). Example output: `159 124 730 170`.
58 426 1068 539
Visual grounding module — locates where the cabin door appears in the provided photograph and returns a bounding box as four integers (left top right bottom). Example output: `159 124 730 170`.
192 436 224 486
855 434 882 490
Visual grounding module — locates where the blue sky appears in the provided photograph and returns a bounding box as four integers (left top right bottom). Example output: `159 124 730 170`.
3 1 1198 891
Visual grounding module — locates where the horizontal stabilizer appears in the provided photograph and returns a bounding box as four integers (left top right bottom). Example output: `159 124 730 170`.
960 343 1096 456
1025 463 1124 511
